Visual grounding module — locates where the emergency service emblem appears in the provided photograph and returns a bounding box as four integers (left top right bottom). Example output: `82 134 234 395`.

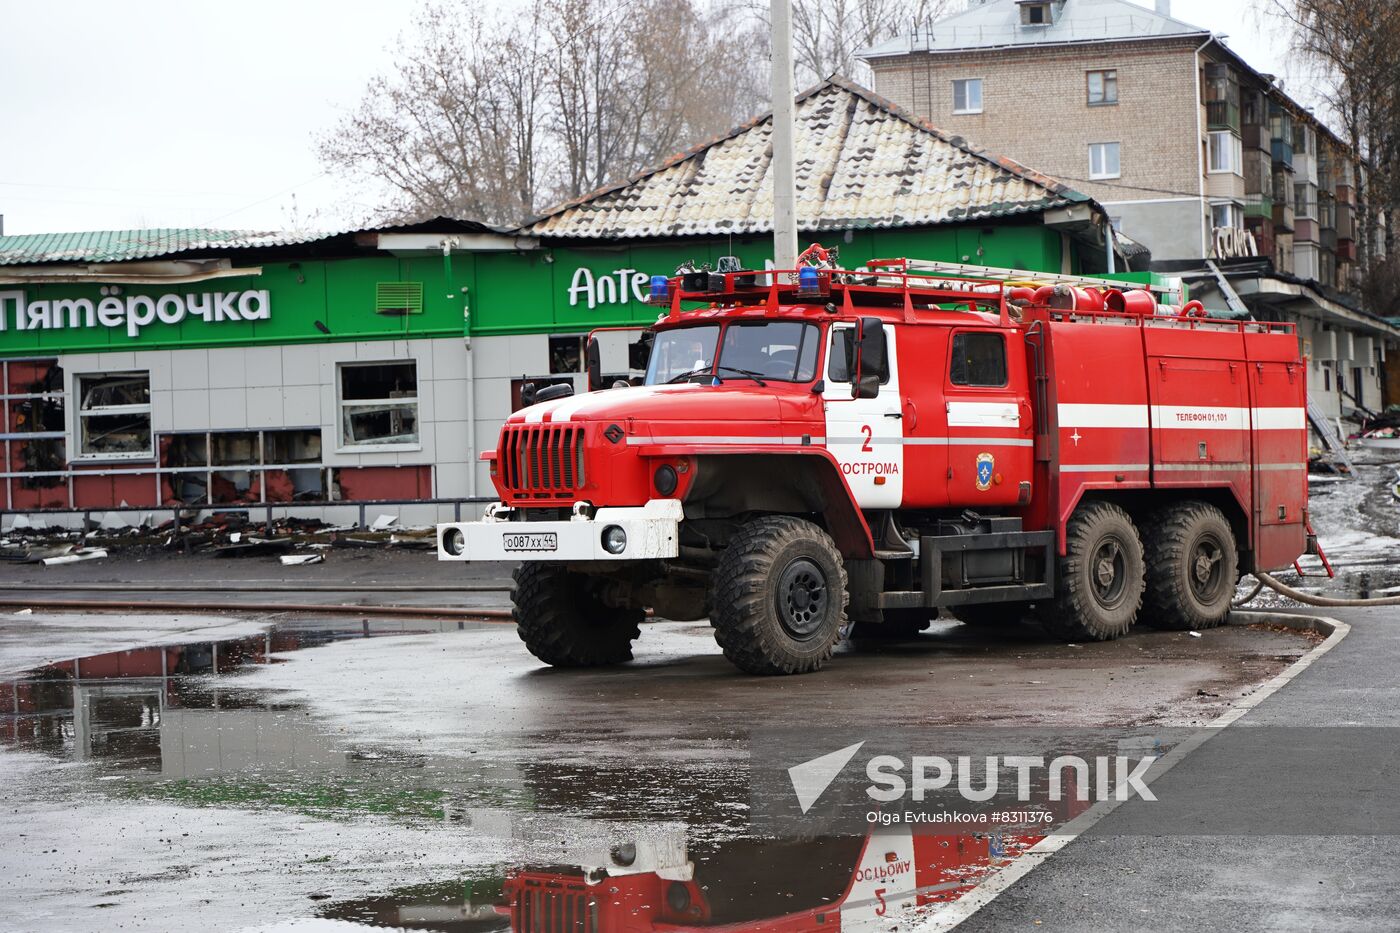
975 452 995 491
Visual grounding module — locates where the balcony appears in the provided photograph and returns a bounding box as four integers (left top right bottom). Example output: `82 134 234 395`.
1321 227 1338 250
1271 138 1294 168
1337 240 1358 263
1294 217 1318 243
1272 201 1295 232
1242 123 1270 152
1243 150 1272 196
1336 202 1354 240
1207 99 1241 132
1244 197 1274 220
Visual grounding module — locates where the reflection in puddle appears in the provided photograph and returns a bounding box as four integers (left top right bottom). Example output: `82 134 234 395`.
319 826 1045 931
3 623 1060 931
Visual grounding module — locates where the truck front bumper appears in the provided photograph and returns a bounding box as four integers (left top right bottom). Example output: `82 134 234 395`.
436 499 682 562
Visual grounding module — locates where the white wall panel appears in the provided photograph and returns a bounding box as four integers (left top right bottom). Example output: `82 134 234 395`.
172 387 210 428
431 379 470 423
246 386 284 428
208 348 248 389
280 345 320 386
245 345 282 387
208 388 248 429
435 419 472 464
171 349 211 390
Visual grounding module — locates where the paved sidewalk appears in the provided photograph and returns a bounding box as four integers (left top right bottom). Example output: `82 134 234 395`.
959 605 1400 933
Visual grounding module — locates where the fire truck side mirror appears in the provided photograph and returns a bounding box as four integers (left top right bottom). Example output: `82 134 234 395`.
586 336 603 391
853 317 886 400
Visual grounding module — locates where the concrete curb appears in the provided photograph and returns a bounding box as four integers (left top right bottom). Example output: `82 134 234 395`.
906 610 1350 932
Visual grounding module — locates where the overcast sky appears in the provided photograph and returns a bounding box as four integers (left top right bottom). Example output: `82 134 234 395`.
0 0 1305 237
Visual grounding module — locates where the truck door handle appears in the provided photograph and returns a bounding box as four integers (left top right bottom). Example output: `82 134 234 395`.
884 412 902 419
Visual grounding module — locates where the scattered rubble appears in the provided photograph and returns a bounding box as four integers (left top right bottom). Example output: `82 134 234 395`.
0 510 441 566
41 548 108 566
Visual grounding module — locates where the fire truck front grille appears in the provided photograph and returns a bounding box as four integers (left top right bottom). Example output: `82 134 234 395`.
514 885 596 933
500 425 586 498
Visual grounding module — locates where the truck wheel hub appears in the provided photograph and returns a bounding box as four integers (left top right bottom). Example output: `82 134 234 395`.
1090 538 1126 607
778 558 827 638
1190 538 1224 596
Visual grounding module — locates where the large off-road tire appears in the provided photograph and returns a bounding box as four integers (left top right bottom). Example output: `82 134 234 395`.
950 603 1029 626
1038 501 1145 642
849 609 931 641
1140 502 1238 631
512 562 644 667
710 516 849 675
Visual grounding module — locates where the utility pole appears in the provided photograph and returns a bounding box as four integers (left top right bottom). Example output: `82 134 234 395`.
769 0 798 269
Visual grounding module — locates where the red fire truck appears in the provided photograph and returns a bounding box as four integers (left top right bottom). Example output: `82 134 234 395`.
437 250 1307 675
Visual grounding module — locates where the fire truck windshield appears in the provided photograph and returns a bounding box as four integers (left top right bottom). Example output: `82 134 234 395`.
646 322 821 385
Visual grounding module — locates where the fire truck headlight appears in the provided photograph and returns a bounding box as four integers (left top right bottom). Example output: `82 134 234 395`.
654 464 679 497
442 527 466 556
602 525 627 555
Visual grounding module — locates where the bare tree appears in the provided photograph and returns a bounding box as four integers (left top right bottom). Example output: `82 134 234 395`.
747 0 951 86
316 5 551 224
318 0 764 224
1268 0 1400 286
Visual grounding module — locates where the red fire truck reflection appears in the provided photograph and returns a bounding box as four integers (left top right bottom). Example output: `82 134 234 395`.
499 824 1056 932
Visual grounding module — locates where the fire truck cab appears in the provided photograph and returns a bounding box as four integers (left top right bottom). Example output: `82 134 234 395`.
438 250 1307 675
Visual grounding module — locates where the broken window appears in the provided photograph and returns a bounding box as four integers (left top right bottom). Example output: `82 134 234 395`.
7 360 67 488
77 372 152 459
339 361 419 448
549 335 585 374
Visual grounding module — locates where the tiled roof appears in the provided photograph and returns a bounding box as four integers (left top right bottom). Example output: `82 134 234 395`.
522 77 1093 240
0 216 505 266
859 0 1208 58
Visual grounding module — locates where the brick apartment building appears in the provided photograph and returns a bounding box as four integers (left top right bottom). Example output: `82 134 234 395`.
859 0 1400 425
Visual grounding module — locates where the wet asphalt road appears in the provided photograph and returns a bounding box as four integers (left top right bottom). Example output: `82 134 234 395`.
957 604 1400 933
0 567 1325 933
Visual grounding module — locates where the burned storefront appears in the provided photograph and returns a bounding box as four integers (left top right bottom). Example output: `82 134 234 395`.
1 80 1140 528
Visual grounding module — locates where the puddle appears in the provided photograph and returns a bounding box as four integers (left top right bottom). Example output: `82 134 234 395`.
0 622 1046 931
0 615 1311 931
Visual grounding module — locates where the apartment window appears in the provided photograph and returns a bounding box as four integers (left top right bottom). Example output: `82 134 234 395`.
1088 142 1121 179
952 78 983 114
1207 131 1242 174
1210 202 1243 230
76 372 152 459
1087 70 1118 106
339 361 419 449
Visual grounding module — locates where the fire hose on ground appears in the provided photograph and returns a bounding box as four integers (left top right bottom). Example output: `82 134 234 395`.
1235 571 1400 609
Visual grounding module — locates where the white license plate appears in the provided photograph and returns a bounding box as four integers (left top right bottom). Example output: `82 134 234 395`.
502 532 558 553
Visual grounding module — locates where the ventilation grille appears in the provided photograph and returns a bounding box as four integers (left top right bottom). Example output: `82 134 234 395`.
375 282 423 315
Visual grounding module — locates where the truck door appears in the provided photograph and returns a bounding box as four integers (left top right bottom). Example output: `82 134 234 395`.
823 322 903 508
943 328 1034 507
